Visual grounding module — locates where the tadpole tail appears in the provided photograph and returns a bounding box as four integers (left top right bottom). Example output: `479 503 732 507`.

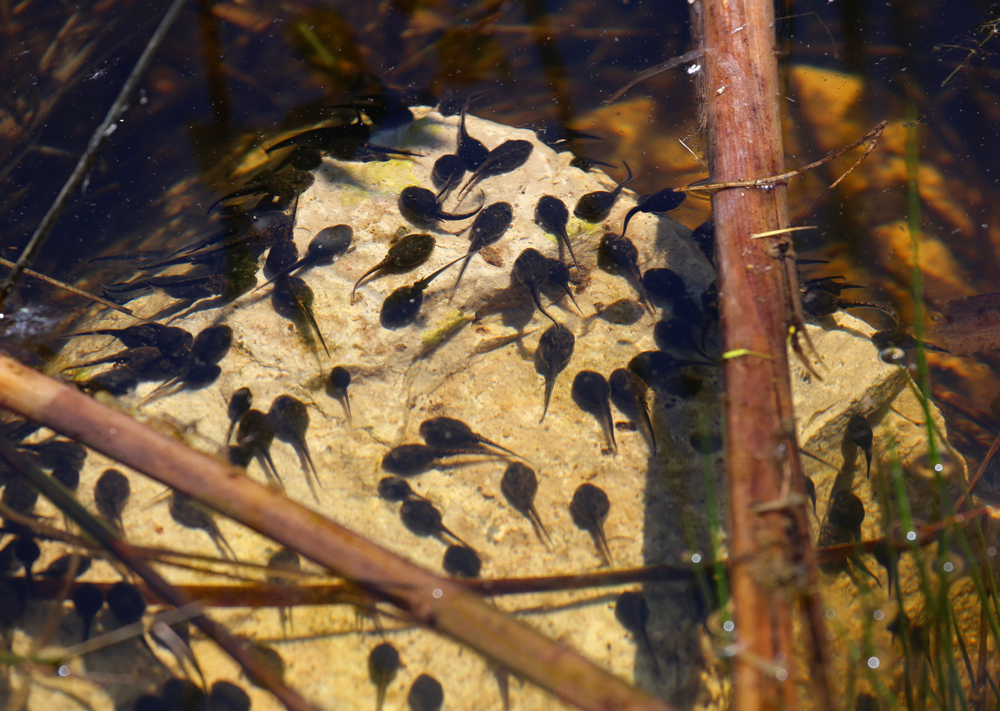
620 206 640 241
638 629 662 676
292 292 330 357
61 354 123 372
450 253 476 298
559 230 581 270
838 299 900 324
531 291 557 325
442 190 486 219
257 451 285 492
601 413 618 453
351 262 387 301
212 530 240 562
539 376 554 423
441 524 471 549
593 526 613 566
559 286 582 315
298 440 319 481
528 505 552 548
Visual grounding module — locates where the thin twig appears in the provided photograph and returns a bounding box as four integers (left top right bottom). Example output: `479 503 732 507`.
0 354 673 711
0 0 186 309
0 257 133 316
674 120 888 194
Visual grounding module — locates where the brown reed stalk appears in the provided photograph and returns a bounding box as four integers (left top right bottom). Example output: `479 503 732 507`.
0 353 672 711
689 0 835 708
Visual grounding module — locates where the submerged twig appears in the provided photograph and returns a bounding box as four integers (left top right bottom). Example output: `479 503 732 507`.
0 354 673 711
0 257 133 316
0 0 187 308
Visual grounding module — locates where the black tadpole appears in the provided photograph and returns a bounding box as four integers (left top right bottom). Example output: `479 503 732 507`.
14 537 39 591
398 186 483 226
620 187 686 239
378 476 426 502
501 462 550 546
513 248 556 324
535 195 579 269
609 368 655 450
574 163 633 223
268 395 321 500
380 250 481 329
546 257 582 314
267 547 301 634
63 323 194 361
408 674 444 711
615 590 661 674
452 201 514 295
381 443 497 476
455 139 534 203
443 545 481 578
226 388 253 444
169 492 238 560
236 409 283 490
352 233 435 301
208 681 251 711
71 582 103 640
400 498 469 547
600 232 653 314
328 366 353 425
431 154 466 199
419 416 522 459
457 98 489 170
266 239 298 277
570 483 612 564
537 324 575 422
272 275 329 356
847 414 874 478
107 581 146 625
801 283 898 323
255 224 354 292
94 468 130 532
572 370 617 453
369 642 401 711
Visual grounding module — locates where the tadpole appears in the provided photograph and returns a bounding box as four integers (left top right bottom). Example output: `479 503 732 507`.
419 416 522 459
267 548 301 634
94 468 130 532
455 139 533 203
608 368 655 450
71 582 103 640
569 483 612 564
328 366 353 425
452 201 514 295
534 195 579 269
847 414 874 478
537 324 575 422
443 545 481 578
615 590 661 674
545 257 581 314
369 642 401 711
513 248 556 324
382 443 497 476
169 492 238 560
501 462 550 546
457 98 488 170
226 388 253 444
378 476 426 502
574 163 632 223
408 674 444 711
398 186 483 226
572 370 616 453
265 239 298 277
236 409 283 490
600 232 652 313
400 498 469 547
272 275 329 356
352 233 435 300
620 187 686 239
431 154 466 200
268 395 321 499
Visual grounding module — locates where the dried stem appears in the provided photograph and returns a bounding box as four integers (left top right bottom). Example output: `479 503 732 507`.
690 0 834 709
0 353 672 711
